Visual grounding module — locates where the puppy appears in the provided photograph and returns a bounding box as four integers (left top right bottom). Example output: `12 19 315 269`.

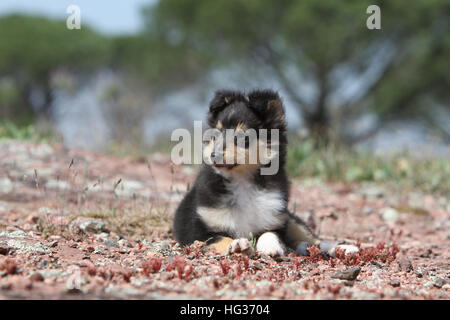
173 89 322 257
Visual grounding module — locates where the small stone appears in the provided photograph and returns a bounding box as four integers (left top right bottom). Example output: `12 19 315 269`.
381 207 399 223
253 262 263 270
159 241 171 251
415 268 424 278
37 260 49 269
71 218 109 235
0 178 13 193
5 240 50 254
419 249 432 258
29 272 44 282
39 269 64 279
69 242 79 249
102 239 119 248
398 258 413 273
390 280 401 287
1 282 12 290
118 239 130 247
0 245 11 255
331 267 361 281
433 278 445 289
25 214 40 224
370 261 383 269
0 230 27 238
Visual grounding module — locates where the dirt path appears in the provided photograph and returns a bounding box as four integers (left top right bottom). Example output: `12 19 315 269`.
0 140 448 299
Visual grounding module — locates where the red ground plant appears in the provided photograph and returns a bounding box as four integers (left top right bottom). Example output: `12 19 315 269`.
166 256 193 280
219 259 231 275
142 257 162 276
307 245 324 263
121 270 132 283
334 242 399 266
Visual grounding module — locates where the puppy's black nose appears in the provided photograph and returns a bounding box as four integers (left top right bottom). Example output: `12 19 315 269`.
210 152 217 159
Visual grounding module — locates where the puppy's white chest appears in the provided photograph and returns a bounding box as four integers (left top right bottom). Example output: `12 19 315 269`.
198 180 286 238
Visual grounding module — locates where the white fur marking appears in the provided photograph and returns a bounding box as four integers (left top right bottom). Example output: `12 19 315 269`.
328 244 360 257
197 179 285 238
256 232 285 256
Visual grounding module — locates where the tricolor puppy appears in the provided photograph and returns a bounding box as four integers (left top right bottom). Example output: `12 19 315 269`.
173 89 352 257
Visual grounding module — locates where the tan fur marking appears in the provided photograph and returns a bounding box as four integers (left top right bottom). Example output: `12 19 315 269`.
216 121 223 130
267 99 281 109
209 237 233 254
236 122 246 131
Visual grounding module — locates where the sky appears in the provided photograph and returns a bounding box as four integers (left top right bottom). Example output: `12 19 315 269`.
0 0 154 35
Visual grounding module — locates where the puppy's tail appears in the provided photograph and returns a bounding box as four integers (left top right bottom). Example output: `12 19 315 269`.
284 211 320 249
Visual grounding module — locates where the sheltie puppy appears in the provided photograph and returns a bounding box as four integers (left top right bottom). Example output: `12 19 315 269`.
173 89 356 257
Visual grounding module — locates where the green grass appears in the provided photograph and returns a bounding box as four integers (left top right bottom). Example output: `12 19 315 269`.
0 120 54 142
287 137 450 195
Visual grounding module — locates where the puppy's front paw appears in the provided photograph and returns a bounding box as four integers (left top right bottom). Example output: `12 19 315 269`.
227 238 254 256
256 232 285 257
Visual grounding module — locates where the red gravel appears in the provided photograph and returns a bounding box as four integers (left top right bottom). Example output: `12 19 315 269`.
0 140 448 299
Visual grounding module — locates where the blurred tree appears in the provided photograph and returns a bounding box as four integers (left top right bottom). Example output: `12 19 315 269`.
141 0 450 143
0 14 112 121
112 33 212 93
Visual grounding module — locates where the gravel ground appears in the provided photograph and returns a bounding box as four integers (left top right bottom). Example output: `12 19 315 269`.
0 140 448 299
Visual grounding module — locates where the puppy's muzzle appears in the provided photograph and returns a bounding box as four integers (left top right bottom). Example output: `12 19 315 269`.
211 152 236 169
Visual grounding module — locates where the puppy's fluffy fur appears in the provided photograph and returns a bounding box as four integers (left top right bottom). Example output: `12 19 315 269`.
173 89 319 256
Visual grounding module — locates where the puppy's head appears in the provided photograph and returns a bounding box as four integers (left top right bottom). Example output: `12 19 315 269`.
204 89 287 176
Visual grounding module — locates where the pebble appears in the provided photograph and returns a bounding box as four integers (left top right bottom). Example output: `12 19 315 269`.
29 272 45 282
415 268 424 278
37 259 49 268
433 278 446 289
38 269 64 279
0 178 13 193
102 239 119 248
331 267 361 281
420 249 432 258
72 218 109 235
0 245 11 255
390 280 401 287
381 207 400 223
0 230 27 238
3 240 51 254
397 258 413 273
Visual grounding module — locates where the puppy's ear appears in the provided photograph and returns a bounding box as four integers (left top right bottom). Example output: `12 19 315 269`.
209 90 237 114
208 90 246 127
248 89 286 129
